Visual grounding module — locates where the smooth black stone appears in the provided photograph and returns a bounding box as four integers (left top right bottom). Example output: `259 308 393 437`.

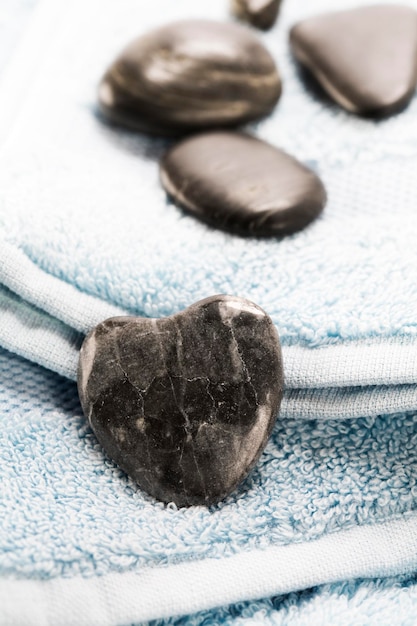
232 0 281 31
77 295 283 507
160 131 326 236
98 19 281 136
290 5 417 117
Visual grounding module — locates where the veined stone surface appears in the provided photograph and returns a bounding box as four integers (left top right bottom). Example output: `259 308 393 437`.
290 5 417 117
78 295 283 507
98 19 281 135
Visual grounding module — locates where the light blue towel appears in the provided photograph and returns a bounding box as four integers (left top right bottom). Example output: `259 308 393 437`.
2 347 417 625
1 0 417 623
0 0 417 422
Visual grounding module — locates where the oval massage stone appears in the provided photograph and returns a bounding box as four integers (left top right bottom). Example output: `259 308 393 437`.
98 19 281 135
78 295 283 507
290 5 417 117
160 131 327 236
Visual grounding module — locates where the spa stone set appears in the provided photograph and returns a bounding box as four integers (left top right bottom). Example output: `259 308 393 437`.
78 2 417 506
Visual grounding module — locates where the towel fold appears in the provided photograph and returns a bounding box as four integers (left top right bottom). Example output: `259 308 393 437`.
1 0 417 623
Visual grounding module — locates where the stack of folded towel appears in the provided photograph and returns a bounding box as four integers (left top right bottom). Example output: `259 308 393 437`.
1 0 417 623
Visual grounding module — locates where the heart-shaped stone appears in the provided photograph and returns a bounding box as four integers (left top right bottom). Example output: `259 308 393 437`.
98 19 281 136
160 131 326 236
231 0 281 31
290 5 417 117
78 295 283 506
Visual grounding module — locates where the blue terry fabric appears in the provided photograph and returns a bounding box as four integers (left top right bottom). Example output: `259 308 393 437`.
0 0 417 351
1 1 417 623
2 345 417 581
0 0 416 425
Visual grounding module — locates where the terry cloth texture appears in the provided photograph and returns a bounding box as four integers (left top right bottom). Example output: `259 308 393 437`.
2 346 417 625
2 0 417 624
0 0 417 419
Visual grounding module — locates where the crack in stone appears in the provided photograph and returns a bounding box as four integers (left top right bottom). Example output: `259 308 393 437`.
78 296 282 506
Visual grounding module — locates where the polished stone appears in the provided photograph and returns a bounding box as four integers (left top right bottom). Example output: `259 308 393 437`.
78 295 283 507
290 5 417 117
160 131 326 236
231 0 281 30
98 19 281 135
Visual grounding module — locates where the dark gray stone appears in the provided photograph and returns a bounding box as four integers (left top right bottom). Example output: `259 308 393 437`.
232 0 281 31
78 295 283 507
160 131 326 236
98 19 281 136
290 5 417 117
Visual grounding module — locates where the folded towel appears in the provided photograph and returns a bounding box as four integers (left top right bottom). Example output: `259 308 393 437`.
2 0 417 624
0 0 417 420
2 345 417 624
